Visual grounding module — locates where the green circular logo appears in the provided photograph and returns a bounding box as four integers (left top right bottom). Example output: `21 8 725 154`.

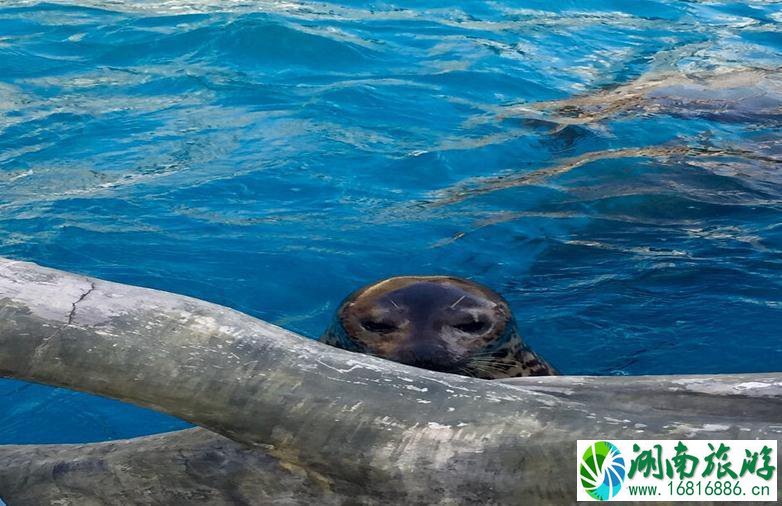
580 441 626 501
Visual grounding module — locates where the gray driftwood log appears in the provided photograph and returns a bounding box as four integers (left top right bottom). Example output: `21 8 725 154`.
0 257 780 505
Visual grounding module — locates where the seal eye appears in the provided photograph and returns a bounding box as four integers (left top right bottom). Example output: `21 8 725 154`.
360 320 396 334
454 320 488 333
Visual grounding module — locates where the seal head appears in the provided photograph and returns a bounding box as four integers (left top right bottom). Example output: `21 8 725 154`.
320 276 555 379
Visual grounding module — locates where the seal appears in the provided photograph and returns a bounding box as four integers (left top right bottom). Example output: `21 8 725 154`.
320 276 556 379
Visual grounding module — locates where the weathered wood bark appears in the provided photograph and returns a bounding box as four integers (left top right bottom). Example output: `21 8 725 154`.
0 257 780 505
0 428 338 506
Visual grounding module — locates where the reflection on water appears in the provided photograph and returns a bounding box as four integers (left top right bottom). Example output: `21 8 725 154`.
501 67 782 126
0 0 781 443
427 144 782 207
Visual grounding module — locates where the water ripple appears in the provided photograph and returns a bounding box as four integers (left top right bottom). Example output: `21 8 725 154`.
0 0 781 443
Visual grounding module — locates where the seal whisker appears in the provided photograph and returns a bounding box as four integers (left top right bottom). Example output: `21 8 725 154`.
449 295 466 309
456 367 477 378
467 365 506 378
464 358 501 366
464 361 508 374
466 355 512 364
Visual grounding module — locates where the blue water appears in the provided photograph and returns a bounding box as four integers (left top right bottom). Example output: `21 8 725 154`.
1 0 781 444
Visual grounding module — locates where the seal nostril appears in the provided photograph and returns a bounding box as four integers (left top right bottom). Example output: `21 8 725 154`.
454 320 487 333
360 320 396 333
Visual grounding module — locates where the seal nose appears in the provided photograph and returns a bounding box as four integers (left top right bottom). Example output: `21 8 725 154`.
395 341 453 372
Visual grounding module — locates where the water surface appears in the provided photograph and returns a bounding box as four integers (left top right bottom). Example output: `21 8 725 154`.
1 0 781 443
